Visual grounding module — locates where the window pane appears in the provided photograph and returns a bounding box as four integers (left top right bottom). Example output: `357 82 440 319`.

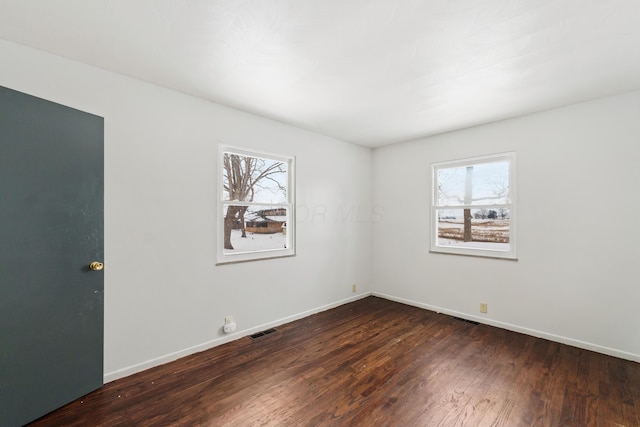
222 153 287 203
437 160 509 206
223 204 288 255
436 208 510 251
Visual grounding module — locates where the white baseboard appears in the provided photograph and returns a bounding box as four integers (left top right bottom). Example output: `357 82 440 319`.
373 291 640 364
105 290 638 383
103 292 372 383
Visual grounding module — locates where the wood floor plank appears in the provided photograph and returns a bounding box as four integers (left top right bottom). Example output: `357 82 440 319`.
26 296 640 426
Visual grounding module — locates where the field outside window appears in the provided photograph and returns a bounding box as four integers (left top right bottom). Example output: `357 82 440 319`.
431 153 516 259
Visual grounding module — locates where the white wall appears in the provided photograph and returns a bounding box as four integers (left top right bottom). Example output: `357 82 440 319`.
372 91 640 361
3 37 639 383
0 40 373 381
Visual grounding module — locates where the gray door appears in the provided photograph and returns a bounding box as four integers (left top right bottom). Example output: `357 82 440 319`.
0 86 104 426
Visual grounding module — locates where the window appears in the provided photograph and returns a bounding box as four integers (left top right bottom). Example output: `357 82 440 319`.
217 145 295 264
431 152 516 259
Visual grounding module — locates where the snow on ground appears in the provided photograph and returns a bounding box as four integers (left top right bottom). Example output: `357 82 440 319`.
223 229 286 254
225 226 507 254
438 219 509 231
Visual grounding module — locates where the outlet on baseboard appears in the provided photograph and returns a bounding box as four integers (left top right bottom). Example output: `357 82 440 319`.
479 303 488 314
352 284 356 293
225 316 233 325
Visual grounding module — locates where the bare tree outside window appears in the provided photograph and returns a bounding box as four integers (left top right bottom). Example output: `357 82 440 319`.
432 153 516 259
218 146 294 264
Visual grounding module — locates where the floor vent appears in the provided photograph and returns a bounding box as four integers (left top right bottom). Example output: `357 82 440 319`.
249 328 277 340
453 317 480 325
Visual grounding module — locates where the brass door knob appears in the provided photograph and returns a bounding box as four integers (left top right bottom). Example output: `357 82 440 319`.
89 261 104 271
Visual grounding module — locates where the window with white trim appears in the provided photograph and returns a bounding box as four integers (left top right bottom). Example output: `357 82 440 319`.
218 145 295 264
431 153 516 259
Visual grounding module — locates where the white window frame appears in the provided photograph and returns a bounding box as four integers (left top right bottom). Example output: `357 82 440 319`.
217 144 295 264
431 152 516 260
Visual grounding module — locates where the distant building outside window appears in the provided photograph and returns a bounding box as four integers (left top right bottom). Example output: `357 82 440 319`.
217 145 295 264
431 152 516 259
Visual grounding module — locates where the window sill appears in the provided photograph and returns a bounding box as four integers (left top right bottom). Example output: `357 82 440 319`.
429 248 517 261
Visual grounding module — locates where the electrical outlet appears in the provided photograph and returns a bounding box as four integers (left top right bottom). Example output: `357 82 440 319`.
225 316 233 325
352 284 356 293
480 303 488 314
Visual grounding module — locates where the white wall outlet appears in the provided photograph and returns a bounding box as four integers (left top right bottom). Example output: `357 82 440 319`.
223 322 236 333
352 284 356 293
480 303 488 314
225 316 233 325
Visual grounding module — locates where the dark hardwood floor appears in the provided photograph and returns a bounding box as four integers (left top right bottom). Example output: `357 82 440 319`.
28 297 640 426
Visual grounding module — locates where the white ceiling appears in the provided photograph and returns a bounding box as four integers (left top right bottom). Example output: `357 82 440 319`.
2 1 640 147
